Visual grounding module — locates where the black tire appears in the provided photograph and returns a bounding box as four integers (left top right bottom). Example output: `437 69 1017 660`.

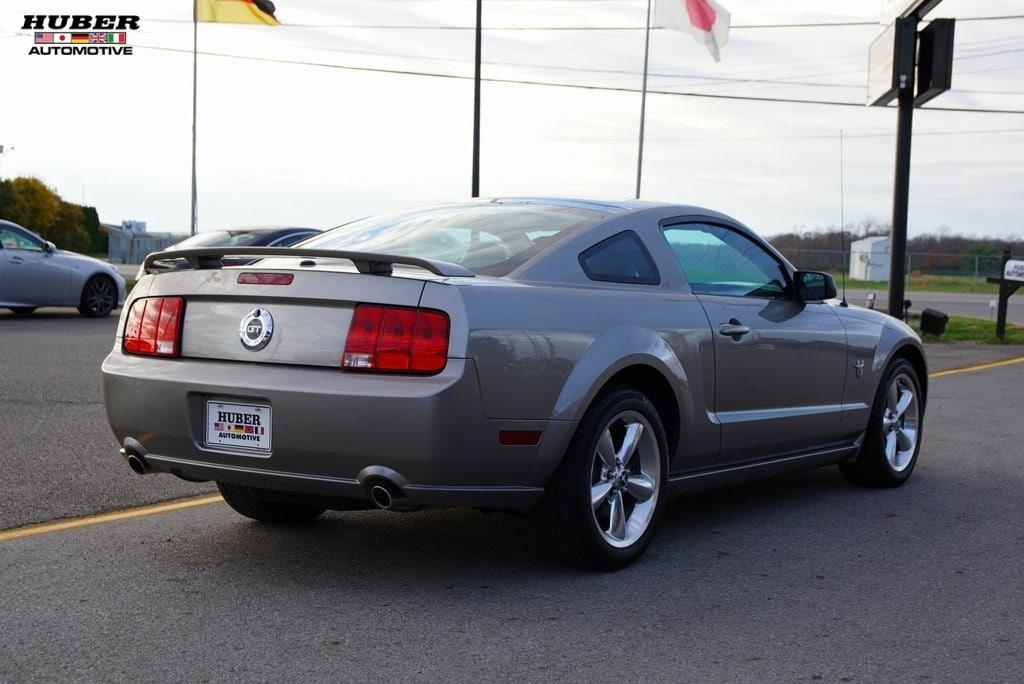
9 307 37 315
530 387 669 570
840 357 924 488
217 482 326 523
78 275 117 317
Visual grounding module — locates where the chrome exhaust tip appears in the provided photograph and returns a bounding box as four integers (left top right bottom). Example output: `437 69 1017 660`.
120 447 152 475
367 480 417 512
369 484 393 510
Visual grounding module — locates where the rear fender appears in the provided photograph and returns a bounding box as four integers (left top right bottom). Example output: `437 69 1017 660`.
549 324 687 423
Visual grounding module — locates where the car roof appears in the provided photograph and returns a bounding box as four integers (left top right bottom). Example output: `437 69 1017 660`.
476 197 737 223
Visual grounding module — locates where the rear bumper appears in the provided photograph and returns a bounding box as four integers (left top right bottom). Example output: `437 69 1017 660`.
102 353 576 509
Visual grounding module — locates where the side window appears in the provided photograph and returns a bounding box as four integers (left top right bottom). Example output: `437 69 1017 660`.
0 226 44 252
663 223 789 299
579 230 659 285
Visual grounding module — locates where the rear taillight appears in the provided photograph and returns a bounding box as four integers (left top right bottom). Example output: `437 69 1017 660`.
343 305 450 374
123 297 185 357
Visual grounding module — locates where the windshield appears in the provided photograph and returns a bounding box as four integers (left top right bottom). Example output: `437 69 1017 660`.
304 203 599 276
171 230 267 250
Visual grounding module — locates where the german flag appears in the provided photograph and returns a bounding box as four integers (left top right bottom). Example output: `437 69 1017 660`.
197 0 280 26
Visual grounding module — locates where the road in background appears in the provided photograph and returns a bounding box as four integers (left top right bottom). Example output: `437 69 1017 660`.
846 288 1024 324
0 310 213 529
2 361 1022 680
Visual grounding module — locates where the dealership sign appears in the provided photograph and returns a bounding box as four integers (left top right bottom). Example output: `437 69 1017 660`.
22 15 139 56
1005 260 1024 283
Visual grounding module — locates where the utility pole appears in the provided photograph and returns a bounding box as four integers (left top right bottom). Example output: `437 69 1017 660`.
471 0 482 198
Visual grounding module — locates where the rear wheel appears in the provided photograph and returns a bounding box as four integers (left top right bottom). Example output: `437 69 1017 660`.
78 275 116 317
840 357 924 487
9 307 36 315
531 387 668 570
217 482 326 523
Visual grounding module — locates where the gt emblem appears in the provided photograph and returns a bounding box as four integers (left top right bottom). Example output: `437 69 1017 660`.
854 360 866 378
239 308 274 351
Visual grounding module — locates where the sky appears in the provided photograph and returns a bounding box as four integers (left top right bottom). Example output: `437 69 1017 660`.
0 0 1022 239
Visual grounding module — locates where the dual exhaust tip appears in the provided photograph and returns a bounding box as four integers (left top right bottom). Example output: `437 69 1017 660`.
121 446 416 512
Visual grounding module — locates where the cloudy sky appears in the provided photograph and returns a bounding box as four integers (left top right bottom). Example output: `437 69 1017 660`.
0 0 1021 238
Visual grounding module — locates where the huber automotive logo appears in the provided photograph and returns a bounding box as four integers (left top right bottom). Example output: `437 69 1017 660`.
24 15 139 56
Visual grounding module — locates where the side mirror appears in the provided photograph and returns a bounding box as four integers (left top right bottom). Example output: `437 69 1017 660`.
794 271 837 302
44 240 56 254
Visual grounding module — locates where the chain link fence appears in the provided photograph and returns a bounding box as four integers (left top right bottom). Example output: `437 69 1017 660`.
779 248 1005 282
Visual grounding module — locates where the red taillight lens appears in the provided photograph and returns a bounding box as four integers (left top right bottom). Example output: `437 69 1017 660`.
343 305 449 374
123 297 184 357
237 272 294 285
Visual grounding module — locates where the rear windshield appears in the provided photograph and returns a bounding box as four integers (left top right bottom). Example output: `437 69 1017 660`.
304 203 599 276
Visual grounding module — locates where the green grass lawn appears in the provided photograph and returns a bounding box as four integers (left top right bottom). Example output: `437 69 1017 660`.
912 314 1024 344
830 273 999 295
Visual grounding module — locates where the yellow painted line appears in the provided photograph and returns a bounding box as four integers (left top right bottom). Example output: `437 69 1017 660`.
930 355 1024 379
0 494 223 544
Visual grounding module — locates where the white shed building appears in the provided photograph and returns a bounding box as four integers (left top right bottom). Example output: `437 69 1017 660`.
849 236 890 281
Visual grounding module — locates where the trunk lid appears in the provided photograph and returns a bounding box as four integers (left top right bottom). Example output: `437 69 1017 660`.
139 265 431 367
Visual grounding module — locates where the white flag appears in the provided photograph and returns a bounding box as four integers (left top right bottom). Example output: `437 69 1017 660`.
657 0 731 62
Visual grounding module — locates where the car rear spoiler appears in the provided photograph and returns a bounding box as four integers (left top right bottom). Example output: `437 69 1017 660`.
141 247 476 278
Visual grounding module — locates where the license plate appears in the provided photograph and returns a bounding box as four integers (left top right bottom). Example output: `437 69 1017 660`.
206 401 272 453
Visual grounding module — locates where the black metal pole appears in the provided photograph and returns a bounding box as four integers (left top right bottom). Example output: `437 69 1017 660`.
887 18 917 319
996 246 1011 340
471 0 482 198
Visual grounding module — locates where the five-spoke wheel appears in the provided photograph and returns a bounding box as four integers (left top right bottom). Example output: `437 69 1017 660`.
881 372 919 472
840 356 924 487
532 387 668 570
589 411 661 548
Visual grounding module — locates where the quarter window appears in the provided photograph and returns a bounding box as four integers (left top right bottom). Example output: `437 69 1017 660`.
663 223 788 299
579 230 659 285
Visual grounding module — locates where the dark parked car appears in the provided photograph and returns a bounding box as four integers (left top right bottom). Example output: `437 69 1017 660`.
167 227 320 265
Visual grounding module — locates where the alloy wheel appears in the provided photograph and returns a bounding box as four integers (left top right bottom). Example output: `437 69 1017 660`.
86 278 115 315
881 372 919 472
589 410 661 548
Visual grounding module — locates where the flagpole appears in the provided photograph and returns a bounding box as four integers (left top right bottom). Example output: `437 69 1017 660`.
634 0 653 199
471 0 482 198
190 0 199 235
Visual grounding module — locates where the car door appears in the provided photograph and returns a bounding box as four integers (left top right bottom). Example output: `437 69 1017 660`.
0 225 69 305
662 222 847 465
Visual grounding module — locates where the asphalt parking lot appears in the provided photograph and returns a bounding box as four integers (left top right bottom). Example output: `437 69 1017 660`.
2 310 1023 681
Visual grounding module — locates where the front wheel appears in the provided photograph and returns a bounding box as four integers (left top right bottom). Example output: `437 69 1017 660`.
840 357 924 487
78 275 117 317
531 387 668 570
218 482 326 523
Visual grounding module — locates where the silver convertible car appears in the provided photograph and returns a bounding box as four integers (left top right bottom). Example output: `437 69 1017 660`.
102 199 926 569
1 220 126 316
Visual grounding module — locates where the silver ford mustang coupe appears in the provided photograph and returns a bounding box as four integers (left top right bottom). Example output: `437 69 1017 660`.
102 199 926 569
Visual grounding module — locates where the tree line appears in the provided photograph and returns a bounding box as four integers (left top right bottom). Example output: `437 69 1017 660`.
769 218 1024 275
0 176 104 254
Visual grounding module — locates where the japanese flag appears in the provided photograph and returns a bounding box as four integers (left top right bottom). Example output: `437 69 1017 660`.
657 0 731 62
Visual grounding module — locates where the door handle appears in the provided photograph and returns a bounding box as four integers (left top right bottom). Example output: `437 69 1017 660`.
9 256 24 264
718 321 751 338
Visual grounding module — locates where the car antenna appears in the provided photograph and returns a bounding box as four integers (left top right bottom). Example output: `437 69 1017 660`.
839 129 849 308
